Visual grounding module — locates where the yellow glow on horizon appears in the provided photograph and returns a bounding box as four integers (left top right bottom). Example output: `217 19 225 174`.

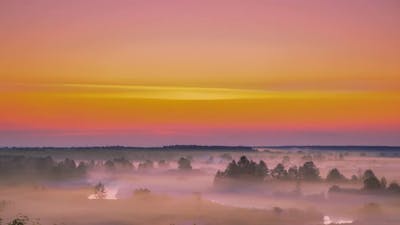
4 83 399 101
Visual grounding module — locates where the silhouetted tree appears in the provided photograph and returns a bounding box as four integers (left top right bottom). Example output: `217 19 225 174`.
255 160 269 178
238 156 250 168
361 169 382 190
326 168 347 182
363 176 381 190
298 161 320 181
362 169 376 181
214 156 268 183
178 157 192 170
387 182 400 193
224 160 239 177
94 182 107 199
271 163 288 180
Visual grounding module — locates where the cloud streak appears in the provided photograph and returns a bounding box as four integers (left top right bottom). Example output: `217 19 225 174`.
3 83 398 101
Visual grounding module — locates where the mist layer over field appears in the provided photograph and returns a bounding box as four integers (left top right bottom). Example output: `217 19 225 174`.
1 147 400 225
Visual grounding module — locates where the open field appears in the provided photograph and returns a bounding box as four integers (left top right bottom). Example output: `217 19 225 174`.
1 146 400 225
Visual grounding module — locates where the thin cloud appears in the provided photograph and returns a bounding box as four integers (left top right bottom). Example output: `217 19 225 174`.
3 83 393 101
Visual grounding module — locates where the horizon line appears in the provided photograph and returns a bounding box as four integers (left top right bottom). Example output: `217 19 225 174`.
1 145 400 149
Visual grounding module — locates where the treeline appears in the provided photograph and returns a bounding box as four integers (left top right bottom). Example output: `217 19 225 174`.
215 156 320 183
329 169 400 195
103 157 192 171
0 155 193 182
0 155 87 180
214 156 400 191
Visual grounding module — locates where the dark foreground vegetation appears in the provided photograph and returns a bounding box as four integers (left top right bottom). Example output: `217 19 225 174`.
0 214 47 225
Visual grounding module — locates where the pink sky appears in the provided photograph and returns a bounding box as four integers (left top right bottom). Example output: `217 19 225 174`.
1 0 400 146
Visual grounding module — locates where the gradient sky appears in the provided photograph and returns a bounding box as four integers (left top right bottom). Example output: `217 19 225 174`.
1 0 400 146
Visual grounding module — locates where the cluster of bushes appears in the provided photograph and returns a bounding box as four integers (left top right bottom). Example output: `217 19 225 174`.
214 156 320 183
0 155 87 180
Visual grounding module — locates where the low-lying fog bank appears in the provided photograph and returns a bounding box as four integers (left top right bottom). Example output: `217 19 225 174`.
1 147 400 225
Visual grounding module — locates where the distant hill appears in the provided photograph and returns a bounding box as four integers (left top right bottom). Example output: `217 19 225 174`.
161 145 253 151
0 145 254 152
259 146 400 151
1 145 400 152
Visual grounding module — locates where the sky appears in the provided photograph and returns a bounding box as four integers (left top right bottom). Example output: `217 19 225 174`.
0 0 400 146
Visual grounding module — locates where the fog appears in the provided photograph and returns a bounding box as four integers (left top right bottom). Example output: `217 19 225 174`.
1 147 400 225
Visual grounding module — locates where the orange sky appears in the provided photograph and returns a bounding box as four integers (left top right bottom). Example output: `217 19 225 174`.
0 0 399 146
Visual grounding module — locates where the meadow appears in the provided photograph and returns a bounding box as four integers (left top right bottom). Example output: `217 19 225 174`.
1 146 400 225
